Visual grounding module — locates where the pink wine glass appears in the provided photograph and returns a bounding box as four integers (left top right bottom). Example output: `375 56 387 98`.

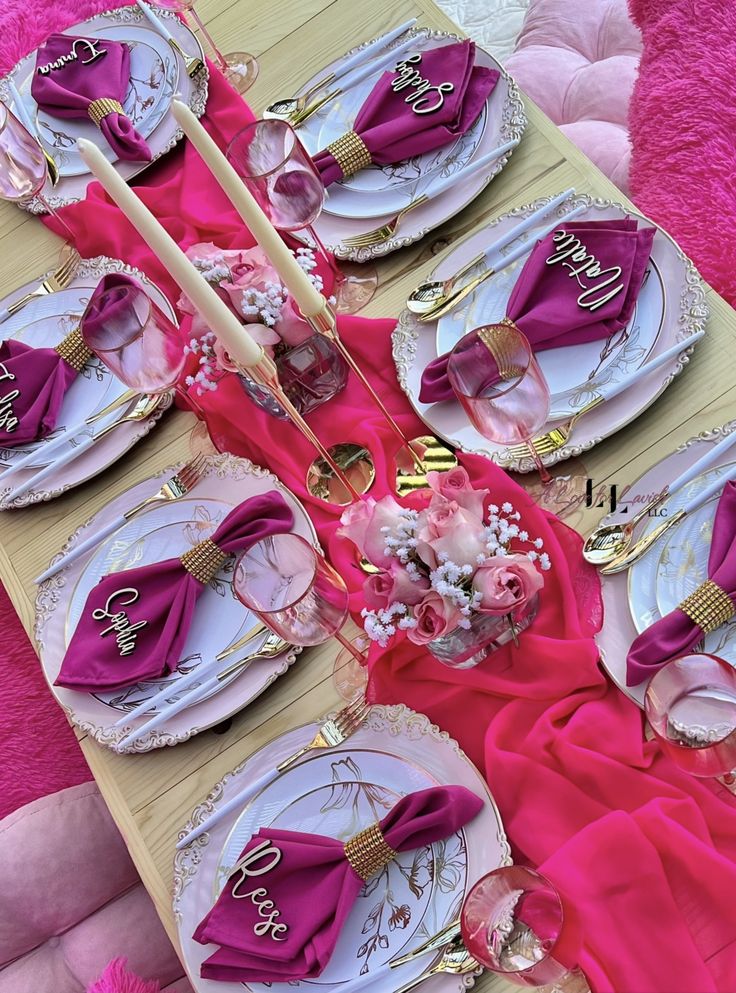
227 118 377 314
80 279 186 394
0 103 73 238
645 653 736 780
152 0 258 93
233 532 365 662
461 866 574 988
447 323 552 484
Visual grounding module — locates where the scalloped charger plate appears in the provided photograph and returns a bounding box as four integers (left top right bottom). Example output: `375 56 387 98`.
302 28 526 260
0 255 173 508
173 703 511 993
0 4 208 211
597 424 736 707
34 453 317 752
392 195 708 472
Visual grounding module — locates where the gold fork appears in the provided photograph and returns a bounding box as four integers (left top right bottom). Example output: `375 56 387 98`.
33 453 209 582
5 393 166 503
506 397 604 461
175 697 371 849
168 36 207 81
394 937 480 993
2 248 81 322
343 194 430 249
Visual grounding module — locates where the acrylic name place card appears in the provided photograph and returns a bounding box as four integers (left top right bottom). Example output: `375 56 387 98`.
229 839 290 941
391 53 455 115
546 229 624 312
36 37 107 75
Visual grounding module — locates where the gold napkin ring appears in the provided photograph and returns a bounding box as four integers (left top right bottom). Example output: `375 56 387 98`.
478 318 525 380
181 538 228 585
88 97 125 128
327 131 371 179
679 579 735 634
344 822 397 880
54 325 92 372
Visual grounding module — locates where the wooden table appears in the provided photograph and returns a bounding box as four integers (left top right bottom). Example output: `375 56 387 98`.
1 0 734 988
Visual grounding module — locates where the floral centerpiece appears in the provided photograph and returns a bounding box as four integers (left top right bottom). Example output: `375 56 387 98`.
338 467 550 668
177 242 330 396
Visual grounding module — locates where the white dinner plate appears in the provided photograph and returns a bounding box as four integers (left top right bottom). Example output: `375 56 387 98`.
301 28 525 259
597 423 736 707
0 5 208 211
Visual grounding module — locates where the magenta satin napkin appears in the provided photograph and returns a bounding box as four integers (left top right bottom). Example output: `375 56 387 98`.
194 785 483 983
32 33 152 163
0 338 80 449
420 219 656 404
627 481 736 686
313 40 499 187
55 492 294 693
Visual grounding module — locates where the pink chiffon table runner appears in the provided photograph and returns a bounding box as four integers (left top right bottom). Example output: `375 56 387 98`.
32 32 152 162
313 39 499 187
420 219 655 404
42 62 736 993
194 786 482 983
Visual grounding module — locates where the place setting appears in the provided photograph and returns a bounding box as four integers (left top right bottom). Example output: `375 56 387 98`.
0 2 208 212
393 190 708 476
0 254 174 507
261 21 526 261
34 451 317 752
590 419 736 708
175 701 554 993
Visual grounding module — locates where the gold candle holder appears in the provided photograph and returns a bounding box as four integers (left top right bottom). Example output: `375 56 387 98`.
304 305 457 494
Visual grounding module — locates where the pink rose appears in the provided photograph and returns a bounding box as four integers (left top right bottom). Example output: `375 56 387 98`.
275 296 316 347
363 565 429 610
416 501 487 570
472 554 544 615
426 467 489 521
337 495 406 570
219 247 284 321
406 592 461 645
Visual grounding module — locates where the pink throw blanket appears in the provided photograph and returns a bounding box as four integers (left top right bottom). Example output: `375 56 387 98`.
628 0 736 307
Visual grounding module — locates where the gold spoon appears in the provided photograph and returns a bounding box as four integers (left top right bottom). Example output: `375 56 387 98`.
263 73 335 121
583 490 669 565
406 253 487 316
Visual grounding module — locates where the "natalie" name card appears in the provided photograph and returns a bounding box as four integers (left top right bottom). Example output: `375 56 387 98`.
546 229 624 312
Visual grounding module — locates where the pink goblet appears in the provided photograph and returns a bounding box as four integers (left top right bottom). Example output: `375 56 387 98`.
80 279 185 394
227 118 377 314
0 103 73 238
645 653 736 779
447 322 552 484
233 531 365 662
152 0 259 93
461 866 574 988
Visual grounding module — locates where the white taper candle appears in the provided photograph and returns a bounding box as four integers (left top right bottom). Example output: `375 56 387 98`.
76 137 263 369
170 99 326 318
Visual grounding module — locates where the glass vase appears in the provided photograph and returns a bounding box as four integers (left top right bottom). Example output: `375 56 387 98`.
237 333 348 419
428 594 539 669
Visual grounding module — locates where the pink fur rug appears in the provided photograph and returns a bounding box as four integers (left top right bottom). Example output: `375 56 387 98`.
87 958 161 993
628 0 736 306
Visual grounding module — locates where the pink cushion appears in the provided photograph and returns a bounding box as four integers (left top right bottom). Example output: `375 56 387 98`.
0 783 192 993
506 0 642 192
